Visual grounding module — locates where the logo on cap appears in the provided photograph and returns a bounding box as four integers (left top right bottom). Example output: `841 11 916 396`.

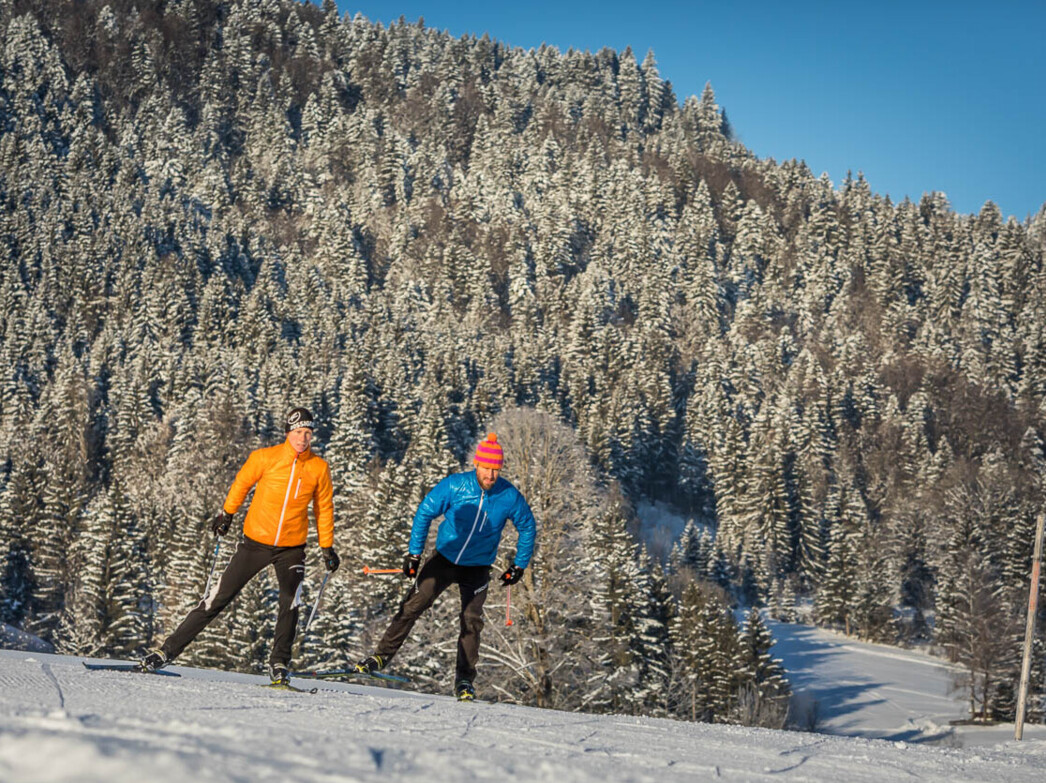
286 407 315 432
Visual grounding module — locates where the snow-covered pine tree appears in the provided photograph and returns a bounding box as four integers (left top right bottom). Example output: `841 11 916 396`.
669 580 739 723
0 460 42 630
28 346 93 644
667 519 713 582
731 609 791 728
814 478 864 635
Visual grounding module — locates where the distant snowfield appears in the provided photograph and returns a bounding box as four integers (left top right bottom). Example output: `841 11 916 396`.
635 503 1046 749
770 621 1046 748
3 649 1046 783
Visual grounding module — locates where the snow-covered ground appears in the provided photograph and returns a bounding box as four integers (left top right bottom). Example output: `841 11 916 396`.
637 501 1046 748
2 649 1046 783
770 620 1046 748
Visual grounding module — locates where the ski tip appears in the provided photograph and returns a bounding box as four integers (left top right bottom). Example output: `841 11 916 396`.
289 669 411 684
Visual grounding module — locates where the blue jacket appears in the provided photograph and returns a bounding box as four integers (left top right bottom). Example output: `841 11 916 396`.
409 470 537 568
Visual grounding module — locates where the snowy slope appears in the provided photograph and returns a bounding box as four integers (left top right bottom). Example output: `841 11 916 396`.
770 620 1046 747
636 502 1046 748
2 650 1045 782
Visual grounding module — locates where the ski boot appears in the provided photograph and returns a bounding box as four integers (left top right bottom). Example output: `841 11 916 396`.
354 654 385 675
138 649 168 673
269 663 290 687
454 679 476 702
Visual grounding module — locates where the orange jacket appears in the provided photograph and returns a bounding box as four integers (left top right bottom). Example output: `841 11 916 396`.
223 441 334 548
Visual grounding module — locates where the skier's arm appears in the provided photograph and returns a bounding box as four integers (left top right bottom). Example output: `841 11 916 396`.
408 476 453 555
313 463 334 548
223 449 264 514
510 492 538 569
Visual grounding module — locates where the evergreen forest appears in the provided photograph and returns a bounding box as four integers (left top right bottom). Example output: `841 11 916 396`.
1 0 1044 724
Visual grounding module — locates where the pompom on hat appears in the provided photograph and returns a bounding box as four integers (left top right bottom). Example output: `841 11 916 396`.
473 432 504 470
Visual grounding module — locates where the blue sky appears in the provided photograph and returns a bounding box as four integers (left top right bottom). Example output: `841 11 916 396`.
334 1 1045 220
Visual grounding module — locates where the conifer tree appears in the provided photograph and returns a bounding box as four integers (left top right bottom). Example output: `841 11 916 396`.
0 460 41 630
732 609 791 728
669 580 740 723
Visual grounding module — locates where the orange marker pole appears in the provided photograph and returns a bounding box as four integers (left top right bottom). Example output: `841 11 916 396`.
1016 512 1045 740
362 567 402 575
505 585 514 627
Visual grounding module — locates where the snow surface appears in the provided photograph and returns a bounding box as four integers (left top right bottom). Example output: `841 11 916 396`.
770 620 1046 748
2 649 1046 782
636 501 1046 749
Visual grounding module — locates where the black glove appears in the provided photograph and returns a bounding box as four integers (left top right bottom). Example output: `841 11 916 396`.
211 510 233 536
322 547 340 573
403 553 421 578
499 564 524 586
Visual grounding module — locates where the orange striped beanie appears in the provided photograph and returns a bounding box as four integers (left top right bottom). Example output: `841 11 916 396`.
473 433 504 469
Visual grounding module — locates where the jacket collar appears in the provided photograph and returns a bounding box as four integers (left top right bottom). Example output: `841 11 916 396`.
282 440 311 461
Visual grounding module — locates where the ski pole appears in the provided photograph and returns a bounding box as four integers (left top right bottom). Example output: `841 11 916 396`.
303 571 330 636
202 536 222 600
363 566 402 575
505 585 514 627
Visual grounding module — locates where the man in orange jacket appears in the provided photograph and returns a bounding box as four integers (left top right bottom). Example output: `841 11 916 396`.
140 407 339 685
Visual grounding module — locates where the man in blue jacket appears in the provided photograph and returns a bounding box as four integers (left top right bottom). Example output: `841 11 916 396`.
355 433 537 701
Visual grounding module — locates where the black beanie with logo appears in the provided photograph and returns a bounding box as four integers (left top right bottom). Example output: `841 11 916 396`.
285 407 315 433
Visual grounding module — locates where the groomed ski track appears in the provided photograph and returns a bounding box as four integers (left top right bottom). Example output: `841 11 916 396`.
2 649 1045 782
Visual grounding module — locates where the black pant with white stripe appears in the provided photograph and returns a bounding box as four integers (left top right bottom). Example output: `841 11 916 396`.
161 535 306 667
375 551 491 682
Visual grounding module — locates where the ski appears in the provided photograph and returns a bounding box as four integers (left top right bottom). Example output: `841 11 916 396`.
263 682 318 694
292 668 411 684
291 668 492 701
82 661 181 677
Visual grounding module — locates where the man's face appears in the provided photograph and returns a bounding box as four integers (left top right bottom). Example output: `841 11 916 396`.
287 427 313 454
476 465 499 491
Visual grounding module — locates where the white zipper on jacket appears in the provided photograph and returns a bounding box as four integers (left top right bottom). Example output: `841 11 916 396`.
454 491 485 565
295 478 301 499
273 458 298 547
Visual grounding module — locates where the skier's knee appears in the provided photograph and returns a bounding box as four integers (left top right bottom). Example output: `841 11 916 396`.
461 608 484 634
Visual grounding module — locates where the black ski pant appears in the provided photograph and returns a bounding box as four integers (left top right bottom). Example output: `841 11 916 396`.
161 536 306 667
375 551 491 682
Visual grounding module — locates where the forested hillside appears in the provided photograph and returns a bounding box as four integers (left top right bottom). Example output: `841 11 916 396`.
1 0 1044 723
